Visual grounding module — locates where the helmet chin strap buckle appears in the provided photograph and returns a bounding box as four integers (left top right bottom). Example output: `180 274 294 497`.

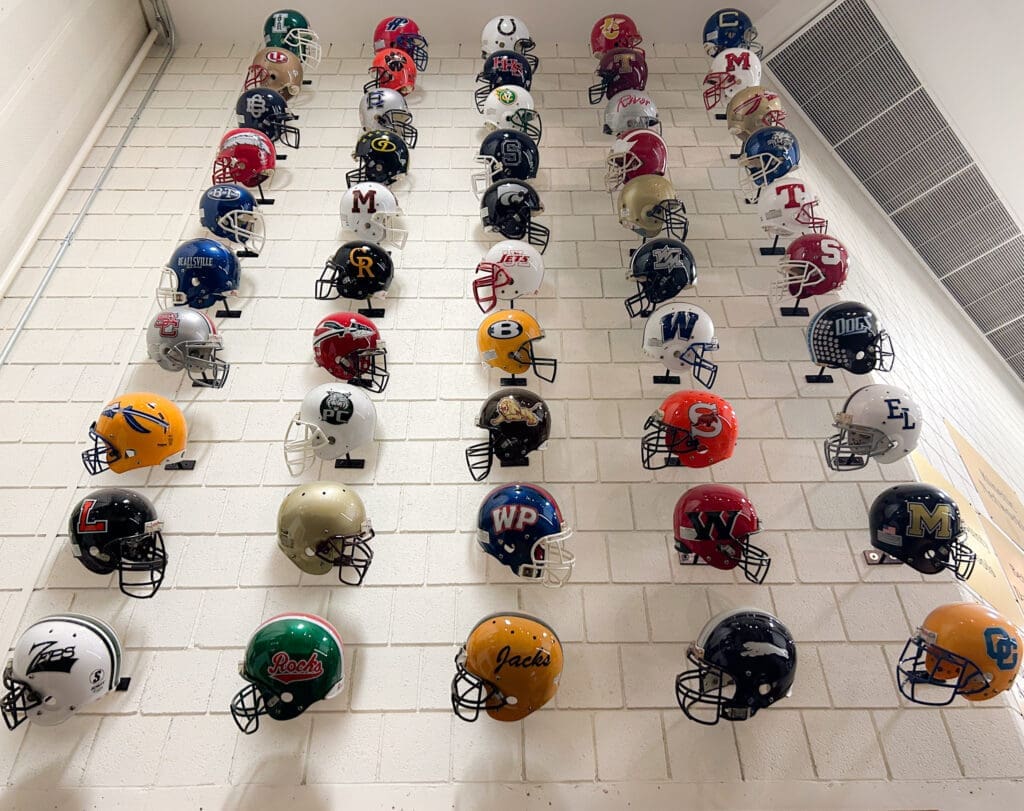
862 549 903 566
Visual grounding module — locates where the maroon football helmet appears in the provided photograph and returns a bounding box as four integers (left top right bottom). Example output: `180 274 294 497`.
773 233 850 301
605 128 668 192
674 484 770 584
588 47 648 104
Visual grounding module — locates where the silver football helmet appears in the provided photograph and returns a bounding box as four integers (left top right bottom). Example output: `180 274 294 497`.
146 307 230 388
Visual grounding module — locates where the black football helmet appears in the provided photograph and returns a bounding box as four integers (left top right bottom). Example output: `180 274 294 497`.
465 387 550 481
868 484 975 580
346 130 410 187
676 608 797 725
625 237 697 318
480 180 549 253
68 488 166 599
807 301 894 374
315 241 394 301
472 129 540 197
475 50 533 112
235 88 300 149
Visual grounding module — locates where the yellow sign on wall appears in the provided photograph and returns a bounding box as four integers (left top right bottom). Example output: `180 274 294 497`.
947 421 1024 546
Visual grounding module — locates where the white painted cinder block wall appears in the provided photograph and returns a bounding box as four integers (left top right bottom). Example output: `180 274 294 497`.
1 21 1024 811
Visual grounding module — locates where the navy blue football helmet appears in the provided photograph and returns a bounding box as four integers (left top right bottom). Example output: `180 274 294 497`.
199 184 265 256
157 238 241 310
703 8 763 57
739 127 799 195
475 50 533 112
476 483 574 587
236 88 300 149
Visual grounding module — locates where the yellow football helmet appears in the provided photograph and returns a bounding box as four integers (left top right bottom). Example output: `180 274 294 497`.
476 309 557 383
898 602 1021 705
81 393 188 474
725 85 787 143
617 175 688 239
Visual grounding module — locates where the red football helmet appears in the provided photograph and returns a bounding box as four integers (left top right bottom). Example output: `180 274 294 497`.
364 48 417 96
212 128 276 188
605 128 668 192
674 484 771 584
590 14 643 57
641 391 738 470
588 48 648 105
312 311 390 393
773 234 850 301
373 17 428 71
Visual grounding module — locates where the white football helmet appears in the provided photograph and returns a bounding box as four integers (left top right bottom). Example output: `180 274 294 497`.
481 86 542 142
757 174 828 238
339 182 407 249
481 16 537 70
703 47 762 110
2 614 128 729
603 90 660 136
824 384 922 471
284 382 377 475
146 308 230 388
473 240 545 313
642 302 720 389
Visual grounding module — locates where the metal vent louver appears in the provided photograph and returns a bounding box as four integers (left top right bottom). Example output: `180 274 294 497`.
766 0 1024 375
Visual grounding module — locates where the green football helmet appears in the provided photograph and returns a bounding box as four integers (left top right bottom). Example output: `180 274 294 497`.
276 481 375 585
263 9 322 70
230 613 344 734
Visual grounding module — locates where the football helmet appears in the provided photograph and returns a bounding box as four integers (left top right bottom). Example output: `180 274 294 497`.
590 14 643 57
603 90 660 136
703 8 763 57
676 608 795 725
674 485 769 584
466 388 550 481
231 613 344 735
358 88 418 148
374 16 429 71
276 482 375 585
703 48 762 110
452 612 563 722
69 488 166 599
82 393 187 475
825 384 922 471
641 390 737 469
477 309 557 383
481 86 542 142
473 240 544 313
807 301 895 374
476 483 574 587
625 237 696 319
263 9 321 69
312 312 389 393
726 86 786 143
199 184 265 256
898 602 1020 706
475 50 533 113
235 88 300 150
757 175 827 238
642 303 719 388
618 175 688 240
346 130 410 188
472 129 540 197
146 308 230 388
773 233 849 301
869 484 975 580
589 48 648 105
480 180 549 253
481 16 537 70
2 614 127 730
739 127 800 195
605 128 668 194
364 48 417 96
245 47 303 100
315 241 394 301
212 128 276 189
157 237 241 310
339 182 407 249
284 383 376 476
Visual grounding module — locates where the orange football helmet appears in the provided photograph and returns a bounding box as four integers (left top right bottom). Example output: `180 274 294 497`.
641 390 738 470
82 393 188 475
364 48 417 96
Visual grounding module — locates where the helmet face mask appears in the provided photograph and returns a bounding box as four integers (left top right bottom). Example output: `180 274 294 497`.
451 646 506 722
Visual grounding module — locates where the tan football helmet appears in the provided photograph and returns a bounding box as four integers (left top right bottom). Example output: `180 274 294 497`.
451 612 563 722
617 175 689 239
726 85 787 143
276 482 374 585
245 47 304 100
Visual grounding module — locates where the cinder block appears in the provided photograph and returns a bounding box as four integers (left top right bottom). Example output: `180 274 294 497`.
140 649 219 714
583 585 648 642
770 585 846 641
945 708 1024 777
788 530 860 583
664 710 741 781
379 713 451 782
156 715 234 786
803 710 886 779
594 710 668 779
734 709 815 780
874 709 961 779
621 644 681 708
81 716 172 786
834 583 911 641
819 643 900 708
